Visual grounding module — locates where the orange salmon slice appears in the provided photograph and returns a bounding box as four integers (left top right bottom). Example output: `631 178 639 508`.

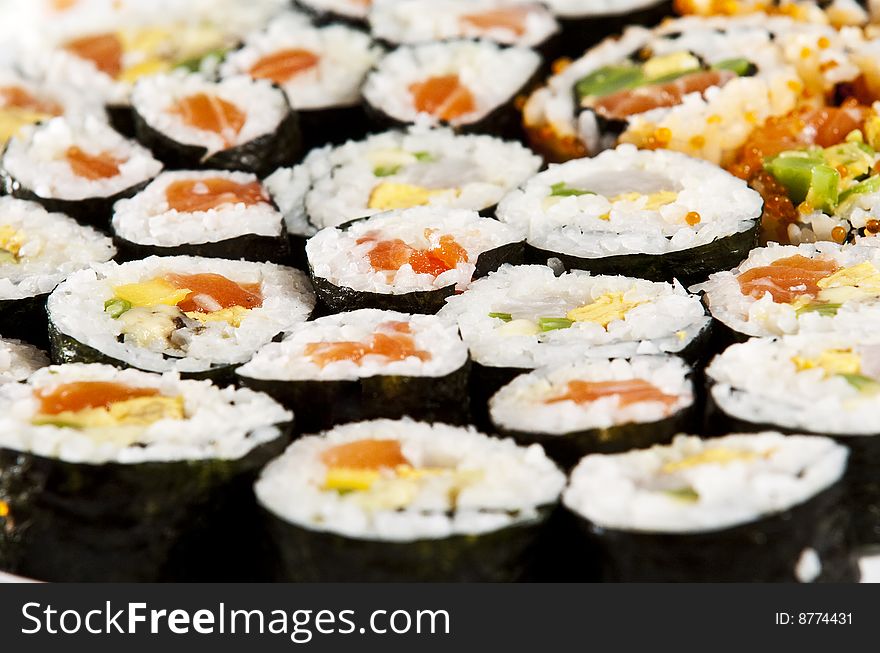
165 178 268 213
409 74 476 122
546 379 679 408
249 49 320 84
737 254 840 304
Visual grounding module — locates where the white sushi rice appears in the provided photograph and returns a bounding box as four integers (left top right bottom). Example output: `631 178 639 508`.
369 0 559 48
306 207 523 294
0 363 291 464
0 338 48 384
131 72 290 156
265 127 542 236
497 145 762 257
0 197 115 301
296 0 370 20
708 334 880 436
2 116 162 201
220 13 381 111
490 356 693 435
363 39 541 127
692 241 880 337
238 309 467 382
255 418 566 541
542 0 666 18
47 256 315 374
564 432 848 533
111 170 283 246
439 264 710 369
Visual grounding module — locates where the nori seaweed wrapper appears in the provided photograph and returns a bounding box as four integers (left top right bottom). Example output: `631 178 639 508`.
3 173 151 231
0 429 290 582
567 480 859 582
263 503 556 582
525 220 760 288
704 386 880 547
48 319 240 386
469 362 529 431
133 106 301 178
107 103 136 138
291 0 369 28
555 1 673 58
240 361 470 433
298 104 374 153
0 293 49 349
495 402 699 472
113 230 291 264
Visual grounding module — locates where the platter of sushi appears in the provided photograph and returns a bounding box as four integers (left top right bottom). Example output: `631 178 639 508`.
2 0 880 583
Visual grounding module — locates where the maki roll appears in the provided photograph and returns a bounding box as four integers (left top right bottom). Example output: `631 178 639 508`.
563 432 858 582
368 1 560 53
497 145 763 285
2 116 163 227
489 356 696 470
692 241 880 340
0 196 116 346
0 338 48 384
306 207 524 314
111 170 289 263
522 16 809 163
220 12 382 151
46 256 315 382
293 0 372 26
705 334 880 545
237 309 469 432
362 39 541 138
130 72 300 176
439 264 712 413
264 126 541 239
255 419 566 582
0 69 81 149
0 362 291 582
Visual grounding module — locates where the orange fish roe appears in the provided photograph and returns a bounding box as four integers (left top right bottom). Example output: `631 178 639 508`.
831 226 848 243
866 219 880 235
64 33 123 78
321 439 410 470
36 381 159 415
169 93 247 146
685 211 701 226
64 146 124 180
546 379 679 408
460 7 530 36
305 322 431 368
0 86 62 114
737 254 840 304
409 74 476 122
165 273 263 313
249 49 320 85
165 178 268 213
360 233 468 276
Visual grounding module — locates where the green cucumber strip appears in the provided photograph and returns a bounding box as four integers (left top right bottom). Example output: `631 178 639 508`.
796 302 842 317
550 182 595 198
664 487 700 502
413 151 436 162
839 175 880 204
840 373 880 393
764 153 823 204
538 317 573 332
374 165 402 177
711 58 755 76
488 312 513 322
574 65 645 101
104 298 132 319
0 249 16 264
805 164 840 213
175 47 229 72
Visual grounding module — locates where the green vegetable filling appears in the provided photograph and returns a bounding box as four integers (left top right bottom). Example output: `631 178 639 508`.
550 182 594 197
104 298 132 319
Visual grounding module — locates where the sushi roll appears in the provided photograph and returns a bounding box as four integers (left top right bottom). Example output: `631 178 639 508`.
368 1 561 53
46 256 315 383
264 126 541 238
255 419 566 582
293 0 372 27
489 356 696 470
0 338 48 384
497 145 763 285
563 432 858 581
111 170 290 263
692 240 880 341
237 309 470 432
362 39 541 138
522 16 813 163
675 0 869 27
705 334 880 545
0 197 116 346
130 72 300 177
0 362 291 581
439 264 712 413
1 116 163 227
220 12 382 151
306 207 524 314
0 69 87 149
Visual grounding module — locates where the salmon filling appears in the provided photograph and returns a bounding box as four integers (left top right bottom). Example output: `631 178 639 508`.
169 93 247 146
546 379 679 408
164 273 263 314
737 254 840 303
36 381 160 415
164 178 268 213
460 8 529 37
65 146 125 180
0 86 62 115
305 322 431 368
409 74 477 122
249 49 320 84
321 439 410 471
64 33 124 78
358 232 468 276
